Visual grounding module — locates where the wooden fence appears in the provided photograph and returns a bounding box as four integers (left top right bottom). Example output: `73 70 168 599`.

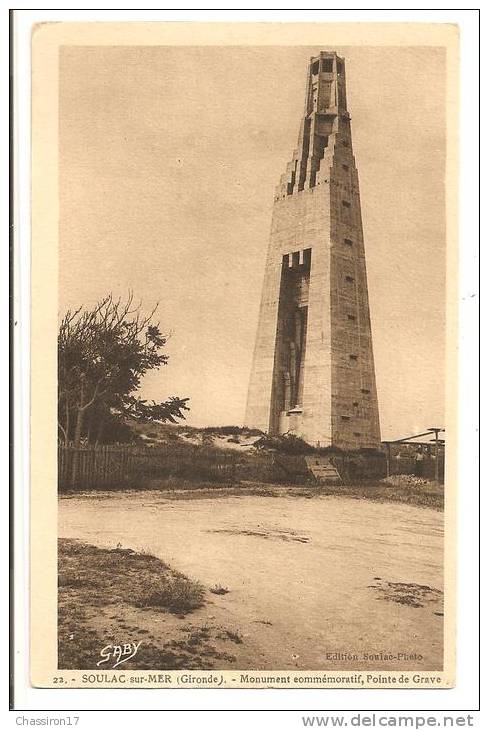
58 440 443 492
57 442 240 491
58 443 164 490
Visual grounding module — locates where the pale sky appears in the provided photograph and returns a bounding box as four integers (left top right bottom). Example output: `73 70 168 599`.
59 45 446 440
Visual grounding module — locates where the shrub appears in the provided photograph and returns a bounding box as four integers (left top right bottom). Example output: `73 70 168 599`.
254 433 315 455
317 445 344 455
132 574 206 614
201 425 263 437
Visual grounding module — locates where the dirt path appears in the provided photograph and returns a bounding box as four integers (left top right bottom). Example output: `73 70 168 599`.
59 491 444 671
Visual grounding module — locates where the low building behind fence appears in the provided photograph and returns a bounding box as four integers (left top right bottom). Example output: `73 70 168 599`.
381 441 445 481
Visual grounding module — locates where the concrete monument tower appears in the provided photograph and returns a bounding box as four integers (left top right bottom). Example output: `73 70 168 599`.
245 52 381 449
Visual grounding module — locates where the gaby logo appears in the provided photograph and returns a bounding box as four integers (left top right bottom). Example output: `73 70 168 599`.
96 641 142 669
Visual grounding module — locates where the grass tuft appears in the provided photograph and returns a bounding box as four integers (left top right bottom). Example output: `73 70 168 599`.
132 574 205 614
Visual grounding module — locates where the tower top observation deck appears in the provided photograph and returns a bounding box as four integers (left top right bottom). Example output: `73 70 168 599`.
277 51 352 197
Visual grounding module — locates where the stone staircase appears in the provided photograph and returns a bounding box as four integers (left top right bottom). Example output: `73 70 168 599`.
304 455 342 485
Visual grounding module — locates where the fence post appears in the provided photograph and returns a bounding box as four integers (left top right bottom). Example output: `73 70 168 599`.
434 431 439 483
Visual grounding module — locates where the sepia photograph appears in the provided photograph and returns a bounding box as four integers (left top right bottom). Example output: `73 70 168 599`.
28 22 460 690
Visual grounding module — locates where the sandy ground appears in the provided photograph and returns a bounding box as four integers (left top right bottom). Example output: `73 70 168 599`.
59 491 444 671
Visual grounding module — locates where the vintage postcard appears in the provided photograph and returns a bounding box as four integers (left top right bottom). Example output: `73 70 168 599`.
30 22 458 689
